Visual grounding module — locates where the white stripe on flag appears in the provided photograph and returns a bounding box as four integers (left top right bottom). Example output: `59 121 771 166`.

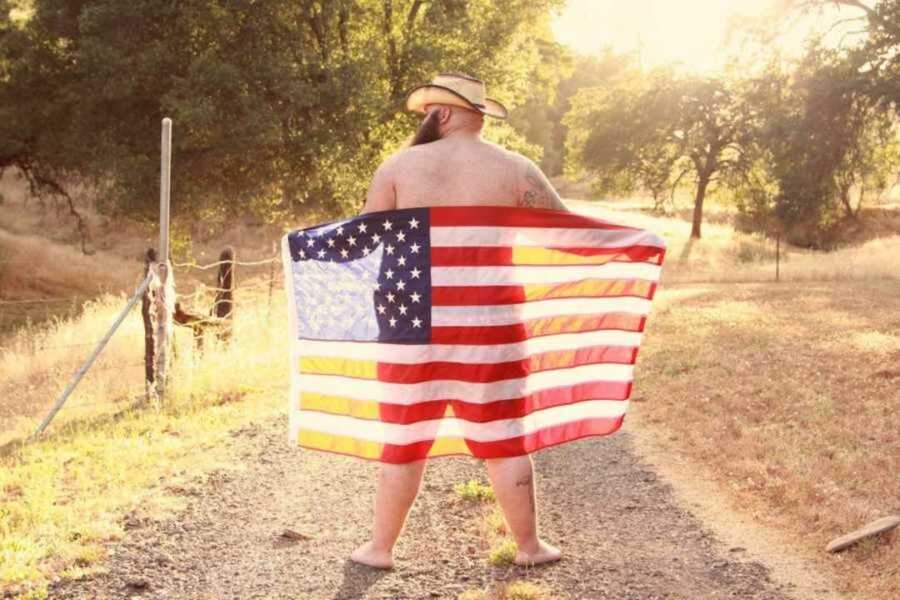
292 399 629 445
296 363 633 404
431 297 651 326
296 330 643 364
431 263 662 285
430 226 664 249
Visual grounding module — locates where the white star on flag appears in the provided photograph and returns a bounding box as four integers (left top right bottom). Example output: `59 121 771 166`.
383 220 393 230
397 231 406 242
396 280 406 291
347 236 357 246
377 304 386 314
385 269 394 279
340 248 349 258
386 244 395 255
388 316 397 327
317 249 326 258
372 233 381 244
410 292 421 303
397 256 406 266
409 242 420 254
412 317 422 328
327 238 335 247
408 218 419 229
386 292 395 303
358 223 367 233
410 268 421 279
398 304 408 315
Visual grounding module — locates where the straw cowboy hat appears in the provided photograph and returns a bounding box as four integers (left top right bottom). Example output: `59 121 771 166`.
405 73 508 120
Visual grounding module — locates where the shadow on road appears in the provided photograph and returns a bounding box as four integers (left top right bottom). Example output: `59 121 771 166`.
332 559 390 600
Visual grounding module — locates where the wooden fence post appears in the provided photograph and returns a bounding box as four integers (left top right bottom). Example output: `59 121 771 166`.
213 246 234 339
775 232 781 283
141 248 158 400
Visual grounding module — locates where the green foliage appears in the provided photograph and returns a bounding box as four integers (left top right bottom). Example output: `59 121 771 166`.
738 46 899 247
512 50 632 176
0 0 563 221
565 68 756 236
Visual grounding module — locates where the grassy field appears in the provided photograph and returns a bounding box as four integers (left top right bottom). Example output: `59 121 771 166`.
1 188 898 598
634 280 899 599
568 199 900 599
0 284 288 598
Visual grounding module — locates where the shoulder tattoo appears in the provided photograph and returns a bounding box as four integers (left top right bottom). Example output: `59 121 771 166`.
520 163 565 210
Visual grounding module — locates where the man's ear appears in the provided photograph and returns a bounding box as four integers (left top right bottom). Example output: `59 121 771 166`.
438 106 453 124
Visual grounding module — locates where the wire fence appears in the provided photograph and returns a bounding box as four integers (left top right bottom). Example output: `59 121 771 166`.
0 249 286 447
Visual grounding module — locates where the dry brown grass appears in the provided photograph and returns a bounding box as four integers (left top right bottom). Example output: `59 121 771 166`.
633 280 900 599
569 199 900 285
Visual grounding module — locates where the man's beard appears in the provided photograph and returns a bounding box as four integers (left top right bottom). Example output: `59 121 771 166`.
409 109 442 146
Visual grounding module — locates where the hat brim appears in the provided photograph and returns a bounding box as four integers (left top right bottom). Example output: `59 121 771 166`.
405 84 508 120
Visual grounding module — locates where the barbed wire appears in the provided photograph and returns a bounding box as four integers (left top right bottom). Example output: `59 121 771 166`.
172 255 280 270
0 297 90 305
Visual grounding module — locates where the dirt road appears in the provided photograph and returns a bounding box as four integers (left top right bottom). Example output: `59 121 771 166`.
51 415 799 599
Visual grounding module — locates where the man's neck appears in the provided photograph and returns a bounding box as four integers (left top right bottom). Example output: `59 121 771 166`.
440 126 482 141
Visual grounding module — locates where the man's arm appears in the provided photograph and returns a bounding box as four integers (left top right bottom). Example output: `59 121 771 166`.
518 158 568 211
361 159 397 215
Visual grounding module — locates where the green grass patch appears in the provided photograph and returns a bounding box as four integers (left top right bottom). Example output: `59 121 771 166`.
0 390 282 598
503 580 545 600
487 538 517 566
454 479 496 503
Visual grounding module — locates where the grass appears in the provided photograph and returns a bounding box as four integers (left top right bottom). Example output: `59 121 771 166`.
3 176 899 598
487 539 517 567
633 279 900 599
458 581 546 600
454 480 496 503
503 581 545 600
570 199 900 284
0 285 287 598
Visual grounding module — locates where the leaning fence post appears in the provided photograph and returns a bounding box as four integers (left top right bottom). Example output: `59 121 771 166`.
31 272 154 438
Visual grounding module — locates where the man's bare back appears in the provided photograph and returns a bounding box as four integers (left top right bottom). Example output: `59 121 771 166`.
351 101 564 571
362 105 566 214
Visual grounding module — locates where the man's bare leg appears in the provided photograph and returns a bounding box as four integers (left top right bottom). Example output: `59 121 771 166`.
350 460 427 569
485 455 561 566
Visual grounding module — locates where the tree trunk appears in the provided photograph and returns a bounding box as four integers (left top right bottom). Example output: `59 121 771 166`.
690 174 711 238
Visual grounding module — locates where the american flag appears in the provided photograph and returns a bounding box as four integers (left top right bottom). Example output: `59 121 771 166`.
281 206 666 463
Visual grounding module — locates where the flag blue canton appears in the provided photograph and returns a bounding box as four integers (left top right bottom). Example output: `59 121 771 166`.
286 208 431 343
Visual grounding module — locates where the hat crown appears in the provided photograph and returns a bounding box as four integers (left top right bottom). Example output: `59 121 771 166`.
432 73 486 107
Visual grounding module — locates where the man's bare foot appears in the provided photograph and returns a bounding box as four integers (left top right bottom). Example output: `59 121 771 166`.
514 539 562 566
349 541 394 569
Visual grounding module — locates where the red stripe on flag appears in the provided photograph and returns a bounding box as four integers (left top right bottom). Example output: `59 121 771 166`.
432 280 657 306
371 381 632 424
430 245 664 266
430 206 638 230
375 416 626 463
431 313 647 345
375 344 636 384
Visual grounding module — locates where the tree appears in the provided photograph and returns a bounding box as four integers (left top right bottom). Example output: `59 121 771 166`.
0 0 563 228
728 46 898 246
565 68 755 238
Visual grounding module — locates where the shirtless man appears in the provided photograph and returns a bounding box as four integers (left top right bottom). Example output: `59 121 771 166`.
350 73 565 570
